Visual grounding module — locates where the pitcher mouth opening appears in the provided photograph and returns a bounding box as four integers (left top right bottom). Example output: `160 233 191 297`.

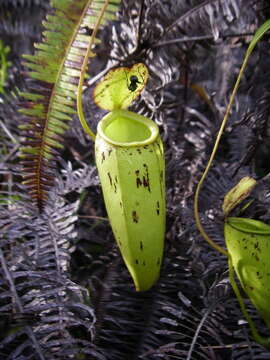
97 109 159 147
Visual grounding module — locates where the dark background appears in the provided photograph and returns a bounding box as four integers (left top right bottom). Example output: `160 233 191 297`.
1 0 270 359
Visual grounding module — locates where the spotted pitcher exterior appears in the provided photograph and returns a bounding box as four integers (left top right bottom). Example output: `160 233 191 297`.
95 109 165 291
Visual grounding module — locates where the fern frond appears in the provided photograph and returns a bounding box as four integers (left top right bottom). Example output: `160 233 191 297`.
0 200 99 359
19 0 121 211
0 0 48 8
161 0 244 40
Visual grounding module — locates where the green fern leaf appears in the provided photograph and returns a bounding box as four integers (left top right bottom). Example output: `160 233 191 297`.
19 0 121 211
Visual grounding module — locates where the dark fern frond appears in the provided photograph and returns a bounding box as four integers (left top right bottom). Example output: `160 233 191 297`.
55 160 98 196
158 0 255 43
2 0 270 358
86 238 218 360
0 199 101 359
19 0 121 211
0 0 49 8
0 4 47 60
241 71 270 177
